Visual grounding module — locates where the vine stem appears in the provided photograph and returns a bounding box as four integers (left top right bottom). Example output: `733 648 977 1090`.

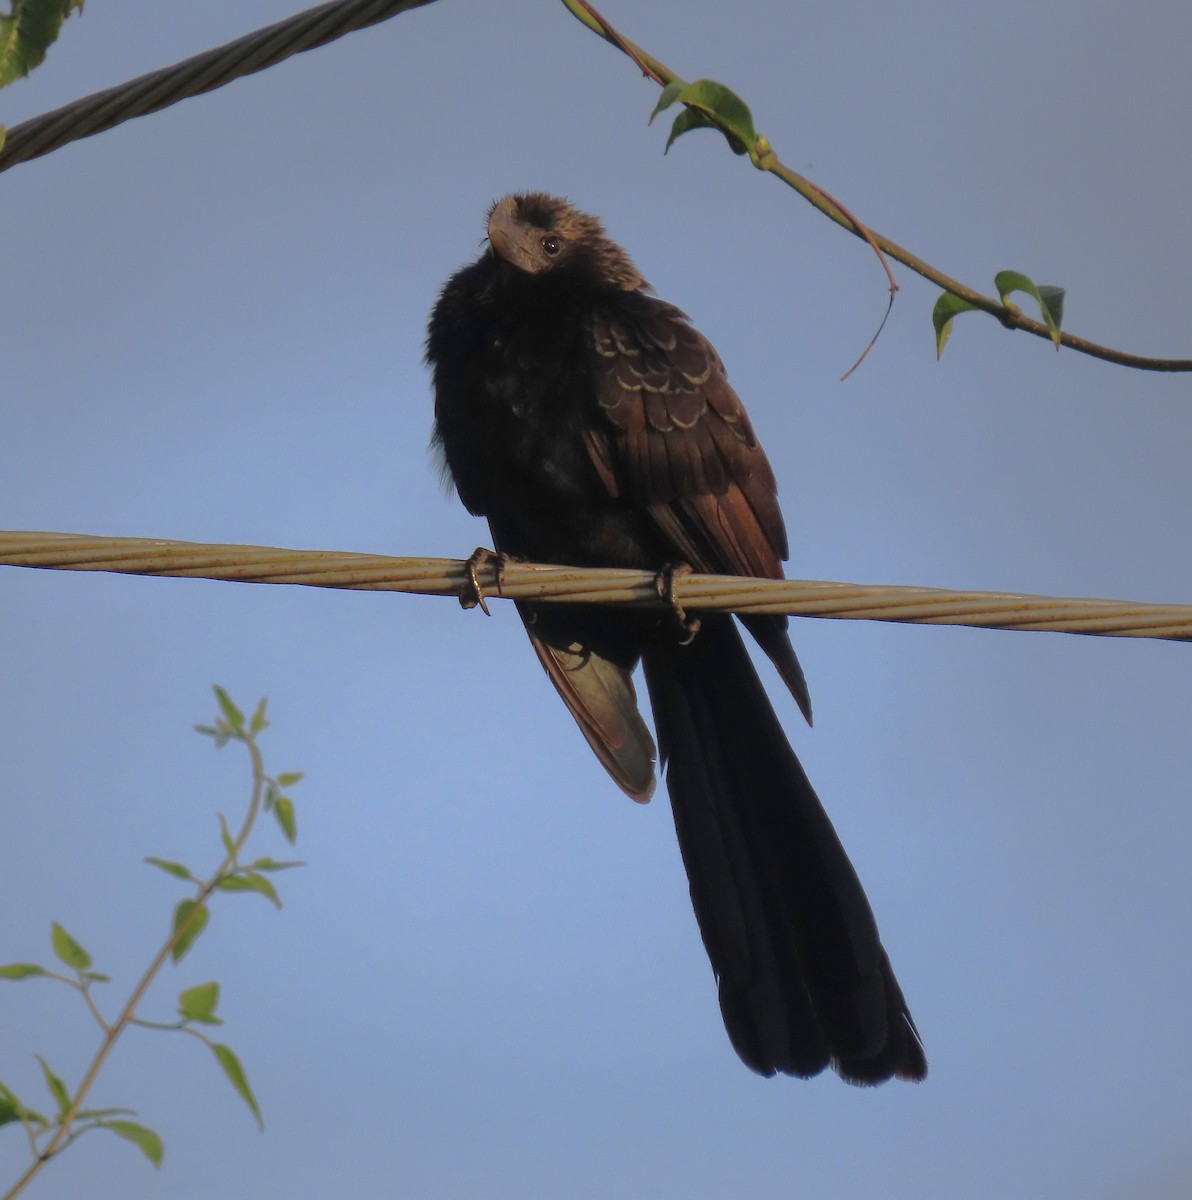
561 0 1192 372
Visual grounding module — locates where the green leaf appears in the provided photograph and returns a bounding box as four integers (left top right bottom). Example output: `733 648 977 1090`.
682 79 756 148
661 78 756 156
211 1043 263 1130
1037 286 1065 327
272 794 297 845
216 872 281 908
240 870 281 907
994 269 1066 347
246 857 305 873
144 856 195 881
665 107 720 154
931 290 981 358
212 685 245 735
82 970 111 983
218 812 236 857
101 1119 164 1168
648 78 686 123
0 1081 48 1129
35 1055 70 1115
249 698 269 734
170 899 209 964
51 922 92 971
0 0 85 89
0 962 47 979
275 771 304 788
178 980 221 1024
196 721 234 748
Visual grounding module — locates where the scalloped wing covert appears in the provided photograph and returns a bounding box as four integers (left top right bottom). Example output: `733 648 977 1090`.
582 293 812 723
584 294 788 581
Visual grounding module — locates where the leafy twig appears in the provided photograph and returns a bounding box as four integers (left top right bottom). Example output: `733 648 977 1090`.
561 0 1192 373
0 687 304 1197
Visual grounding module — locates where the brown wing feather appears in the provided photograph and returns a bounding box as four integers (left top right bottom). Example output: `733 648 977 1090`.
590 295 787 580
522 606 657 802
587 293 812 724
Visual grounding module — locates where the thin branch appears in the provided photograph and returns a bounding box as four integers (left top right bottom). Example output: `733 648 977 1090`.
562 0 1192 373
2 724 269 1198
77 983 113 1035
2 530 1190 642
565 0 897 300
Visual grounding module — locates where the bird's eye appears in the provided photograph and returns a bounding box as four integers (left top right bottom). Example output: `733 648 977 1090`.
541 236 561 257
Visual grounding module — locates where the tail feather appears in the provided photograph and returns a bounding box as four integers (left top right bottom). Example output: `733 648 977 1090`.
643 616 926 1083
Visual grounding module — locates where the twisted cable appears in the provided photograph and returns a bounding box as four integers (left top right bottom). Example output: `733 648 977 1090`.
3 530 1189 641
0 0 433 173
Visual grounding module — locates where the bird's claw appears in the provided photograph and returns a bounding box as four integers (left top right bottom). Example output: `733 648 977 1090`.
460 547 509 616
656 562 701 645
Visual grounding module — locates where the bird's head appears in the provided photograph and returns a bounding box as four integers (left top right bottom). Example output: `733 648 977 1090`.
485 193 645 292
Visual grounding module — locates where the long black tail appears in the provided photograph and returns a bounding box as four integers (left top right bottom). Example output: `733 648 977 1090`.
642 616 926 1084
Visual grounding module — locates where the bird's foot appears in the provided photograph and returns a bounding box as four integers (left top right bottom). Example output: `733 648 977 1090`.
459 547 510 615
655 562 701 645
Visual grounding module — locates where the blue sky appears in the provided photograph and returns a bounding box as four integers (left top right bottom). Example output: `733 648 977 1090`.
3 2 1192 1197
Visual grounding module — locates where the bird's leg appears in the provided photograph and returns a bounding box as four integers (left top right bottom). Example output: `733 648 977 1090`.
655 562 701 645
459 547 511 616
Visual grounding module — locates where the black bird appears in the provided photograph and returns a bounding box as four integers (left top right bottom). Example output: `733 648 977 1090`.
426 193 925 1084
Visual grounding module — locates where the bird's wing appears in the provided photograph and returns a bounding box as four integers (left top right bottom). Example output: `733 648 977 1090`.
520 603 657 803
582 294 812 722
583 294 788 581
